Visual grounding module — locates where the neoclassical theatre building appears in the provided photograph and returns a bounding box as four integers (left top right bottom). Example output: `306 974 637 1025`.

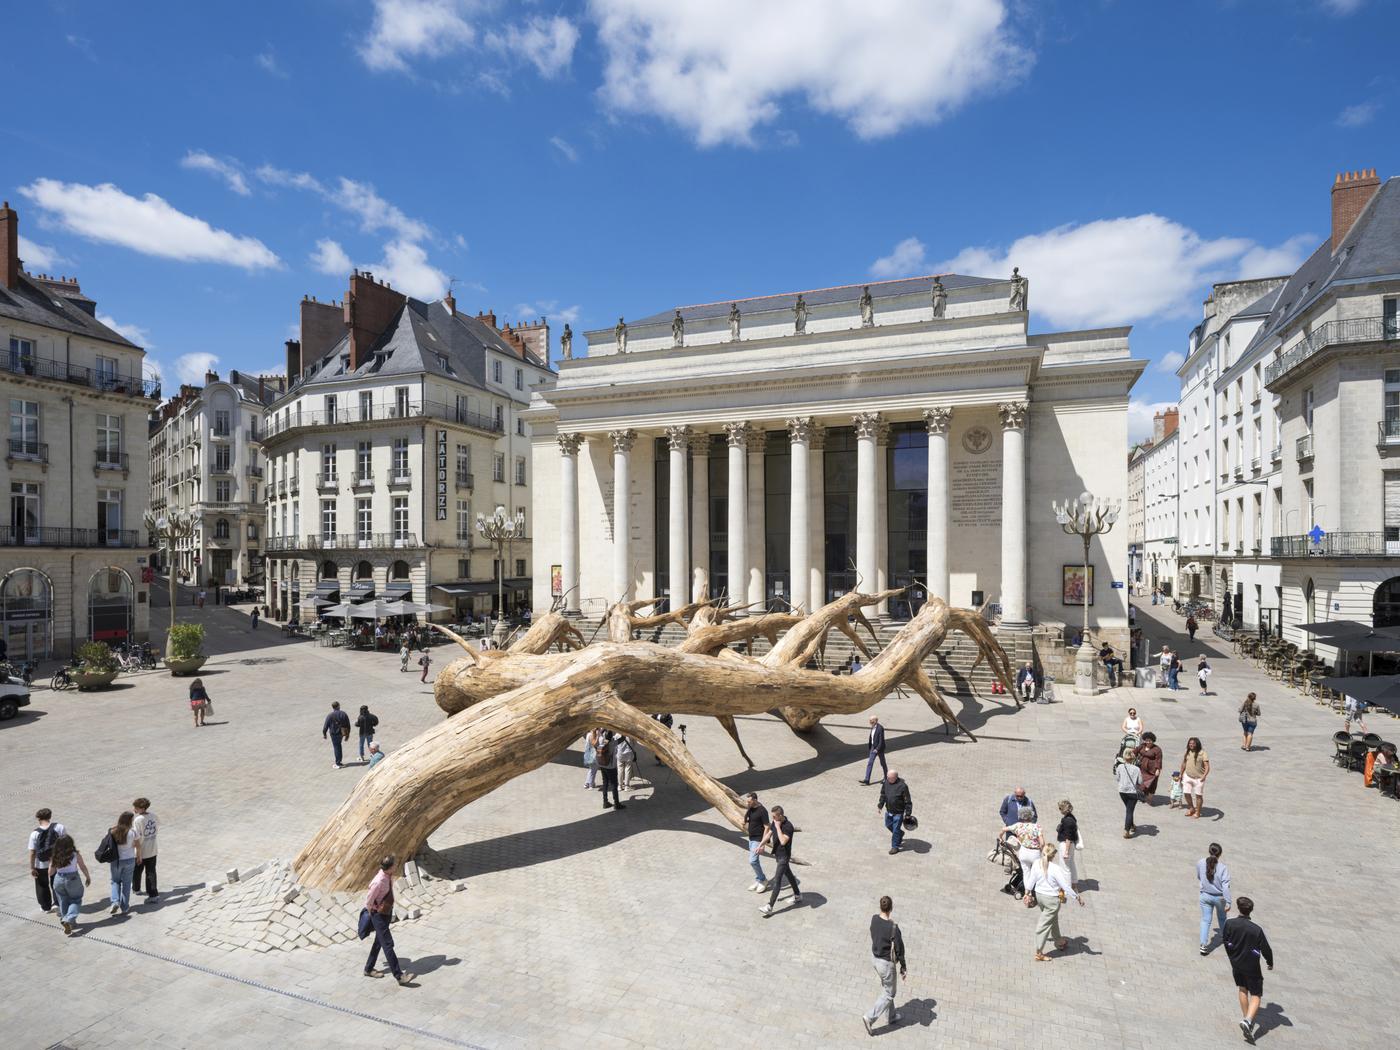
526 274 1143 646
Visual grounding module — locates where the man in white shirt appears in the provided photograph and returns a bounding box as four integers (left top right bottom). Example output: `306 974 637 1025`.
132 797 159 900
27 808 66 913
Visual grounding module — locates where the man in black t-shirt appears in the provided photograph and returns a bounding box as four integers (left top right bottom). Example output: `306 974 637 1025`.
1223 896 1274 1043
743 793 769 892
759 805 801 916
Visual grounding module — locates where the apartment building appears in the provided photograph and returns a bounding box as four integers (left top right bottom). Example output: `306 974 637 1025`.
1142 411 1179 597
1127 441 1146 591
148 369 286 587
261 271 552 620
0 202 156 658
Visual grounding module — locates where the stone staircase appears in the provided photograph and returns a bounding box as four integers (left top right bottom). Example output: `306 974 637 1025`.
569 614 1034 696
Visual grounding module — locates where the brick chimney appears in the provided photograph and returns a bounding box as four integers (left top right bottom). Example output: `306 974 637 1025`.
514 317 550 364
344 271 406 370
1161 407 1179 438
205 368 219 385
1 200 18 289
444 291 456 316
285 339 301 378
1331 168 1382 253
300 295 347 368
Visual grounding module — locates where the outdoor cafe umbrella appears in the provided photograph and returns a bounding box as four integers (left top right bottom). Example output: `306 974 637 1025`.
318 602 354 619
1295 620 1400 639
1320 674 1400 716
348 600 396 619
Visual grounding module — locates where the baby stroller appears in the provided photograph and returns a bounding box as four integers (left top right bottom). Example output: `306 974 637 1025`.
1119 732 1141 756
989 830 1024 898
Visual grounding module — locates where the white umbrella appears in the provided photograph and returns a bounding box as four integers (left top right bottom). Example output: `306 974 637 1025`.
319 602 354 618
300 596 334 608
395 600 449 614
349 600 396 619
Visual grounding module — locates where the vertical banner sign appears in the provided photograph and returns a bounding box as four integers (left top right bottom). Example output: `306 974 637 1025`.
551 564 562 597
436 430 449 520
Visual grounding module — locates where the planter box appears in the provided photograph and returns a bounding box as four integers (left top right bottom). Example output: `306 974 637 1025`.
74 669 119 691
167 655 207 677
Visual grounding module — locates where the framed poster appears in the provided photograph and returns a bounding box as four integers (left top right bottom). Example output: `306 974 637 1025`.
550 564 562 597
1062 564 1094 606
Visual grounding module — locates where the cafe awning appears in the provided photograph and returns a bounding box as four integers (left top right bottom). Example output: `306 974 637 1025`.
348 581 376 602
383 582 413 601
432 578 532 596
313 581 340 598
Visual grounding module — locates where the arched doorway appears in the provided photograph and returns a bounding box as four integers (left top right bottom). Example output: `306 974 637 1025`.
1304 578 1316 627
1374 577 1400 628
385 559 413 603
351 560 376 603
2 567 53 660
88 567 134 644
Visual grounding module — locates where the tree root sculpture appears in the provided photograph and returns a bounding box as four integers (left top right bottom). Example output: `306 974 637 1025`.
295 594 1016 890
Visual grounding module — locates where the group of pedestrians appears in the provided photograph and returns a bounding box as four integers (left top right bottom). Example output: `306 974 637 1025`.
322 702 385 768
582 727 639 808
27 800 160 935
995 789 1089 960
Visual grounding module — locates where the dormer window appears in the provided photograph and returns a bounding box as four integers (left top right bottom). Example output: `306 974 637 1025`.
341 354 351 371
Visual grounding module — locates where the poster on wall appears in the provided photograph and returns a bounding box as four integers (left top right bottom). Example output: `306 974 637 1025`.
435 429 449 520
1062 565 1094 606
551 564 562 597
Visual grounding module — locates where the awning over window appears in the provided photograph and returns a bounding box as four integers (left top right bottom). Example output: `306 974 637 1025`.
384 582 413 601
349 581 375 601
431 578 532 596
313 582 340 598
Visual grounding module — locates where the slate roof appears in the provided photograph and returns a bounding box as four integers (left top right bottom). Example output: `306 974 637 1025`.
1234 285 1283 320
0 271 139 348
293 297 549 392
1244 176 1400 354
627 273 998 327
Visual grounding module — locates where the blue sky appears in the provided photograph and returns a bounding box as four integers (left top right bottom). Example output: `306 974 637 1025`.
4 0 1398 437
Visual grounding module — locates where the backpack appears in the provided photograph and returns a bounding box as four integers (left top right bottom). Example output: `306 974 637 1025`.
596 737 614 766
94 829 120 864
418 654 429 667
33 824 57 864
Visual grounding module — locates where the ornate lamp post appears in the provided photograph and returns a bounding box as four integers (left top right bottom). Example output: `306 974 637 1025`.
143 509 200 660
1052 491 1121 695
476 504 525 647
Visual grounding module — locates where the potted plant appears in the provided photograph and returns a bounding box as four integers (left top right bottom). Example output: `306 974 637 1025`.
167 623 207 676
74 642 120 690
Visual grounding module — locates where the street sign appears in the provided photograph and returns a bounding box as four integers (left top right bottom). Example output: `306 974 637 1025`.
1111 581 1125 589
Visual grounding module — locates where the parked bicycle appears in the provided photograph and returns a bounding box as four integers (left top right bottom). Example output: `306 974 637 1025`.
1 660 35 685
50 664 76 691
113 641 158 671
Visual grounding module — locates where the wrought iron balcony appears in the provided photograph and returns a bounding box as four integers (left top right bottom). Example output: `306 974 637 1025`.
455 470 474 489
316 472 339 492
246 465 264 478
95 449 129 472
209 426 231 441
1 351 160 398
353 471 375 488
1270 445 1282 463
269 532 423 553
1295 433 1314 461
1265 315 1400 387
1379 418 1400 447
263 400 502 441
210 461 234 476
1271 531 1396 558
388 468 413 487
1 526 141 548
6 438 47 464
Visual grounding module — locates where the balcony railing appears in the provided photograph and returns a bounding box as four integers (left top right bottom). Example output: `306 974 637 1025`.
277 479 287 496
1250 456 1261 473
1379 418 1400 446
1296 433 1314 460
1270 445 1282 463
353 471 375 488
1 526 141 548
209 427 231 440
388 468 412 486
210 461 234 476
262 401 502 440
455 470 474 489
264 532 421 553
1264 315 1400 387
6 438 47 463
95 449 129 472
1272 531 1397 558
246 465 264 478
316 472 339 491
1 352 160 398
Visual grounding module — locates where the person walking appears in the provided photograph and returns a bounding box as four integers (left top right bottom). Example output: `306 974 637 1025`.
616 734 637 791
597 730 626 810
877 770 912 855
861 895 907 1035
48 834 91 935
399 640 411 673
859 716 888 785
363 854 415 985
1121 707 1144 738
1180 737 1210 818
188 677 211 727
1223 897 1273 1043
131 798 159 901
999 787 1037 827
583 728 600 789
1168 650 1183 691
743 792 770 893
1055 800 1080 889
1186 613 1198 641
106 810 140 916
1025 843 1083 961
758 805 801 916
1197 655 1212 695
1343 692 1367 734
322 701 352 768
250 606 260 630
1114 748 1143 838
1238 693 1261 751
1001 806 1045 888
355 705 380 762
417 648 432 683
27 808 66 913
1197 842 1232 955
1158 644 1173 684
1134 732 1164 804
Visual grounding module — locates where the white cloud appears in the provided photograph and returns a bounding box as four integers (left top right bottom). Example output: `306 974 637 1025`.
592 0 1030 146
180 150 251 196
1336 101 1379 127
310 238 353 275
97 313 152 348
257 167 431 242
17 235 68 272
254 164 324 193
511 299 581 326
1321 0 1364 13
360 0 477 72
1156 351 1185 374
256 47 289 78
19 178 280 269
870 236 929 279
175 352 220 384
484 15 579 78
1236 234 1316 279
373 239 449 299
66 35 96 61
1128 400 1176 444
549 135 579 163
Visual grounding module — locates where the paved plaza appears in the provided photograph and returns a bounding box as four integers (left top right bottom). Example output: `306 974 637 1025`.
4 601 1398 1050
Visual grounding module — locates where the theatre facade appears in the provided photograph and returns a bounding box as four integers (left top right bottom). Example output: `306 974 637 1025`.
526 274 1144 647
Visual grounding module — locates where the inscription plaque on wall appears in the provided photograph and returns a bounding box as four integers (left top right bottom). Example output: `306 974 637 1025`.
951 459 1002 527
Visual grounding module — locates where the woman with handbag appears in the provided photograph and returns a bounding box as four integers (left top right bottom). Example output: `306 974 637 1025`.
1114 748 1144 838
861 895 907 1035
188 678 211 727
1001 807 1045 889
1055 800 1080 889
1134 732 1164 803
1025 843 1083 961
1238 693 1261 751
583 728 600 790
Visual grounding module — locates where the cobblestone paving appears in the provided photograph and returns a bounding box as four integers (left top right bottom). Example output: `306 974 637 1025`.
3 601 1397 1049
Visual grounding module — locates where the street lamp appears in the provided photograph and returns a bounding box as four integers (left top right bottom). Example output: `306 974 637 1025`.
476 504 525 647
1052 491 1122 695
143 509 200 660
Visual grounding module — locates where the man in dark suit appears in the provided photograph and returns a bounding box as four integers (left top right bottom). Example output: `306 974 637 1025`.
860 716 888 785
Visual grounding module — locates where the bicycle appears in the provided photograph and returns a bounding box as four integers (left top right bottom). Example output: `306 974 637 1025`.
50 665 75 691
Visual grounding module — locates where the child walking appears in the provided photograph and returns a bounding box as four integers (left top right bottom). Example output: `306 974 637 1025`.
1169 770 1185 809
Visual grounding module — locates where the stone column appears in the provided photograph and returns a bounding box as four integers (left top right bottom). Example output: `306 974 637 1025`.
610 429 637 602
746 429 767 608
922 408 952 602
999 402 1030 627
664 425 691 611
557 433 583 615
876 420 891 617
689 433 709 601
853 412 882 596
723 422 750 609
809 426 826 606
787 418 814 612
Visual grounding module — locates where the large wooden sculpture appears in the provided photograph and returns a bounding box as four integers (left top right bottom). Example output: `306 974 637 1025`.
294 591 1016 890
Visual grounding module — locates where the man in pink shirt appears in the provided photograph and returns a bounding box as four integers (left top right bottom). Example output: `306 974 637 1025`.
364 855 415 985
